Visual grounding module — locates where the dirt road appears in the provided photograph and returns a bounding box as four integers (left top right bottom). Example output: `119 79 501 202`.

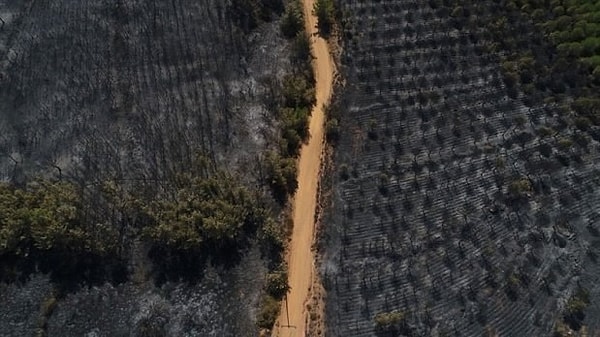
271 1 335 337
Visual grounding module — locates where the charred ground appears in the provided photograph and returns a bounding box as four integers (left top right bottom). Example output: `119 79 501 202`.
0 0 302 336
320 0 600 336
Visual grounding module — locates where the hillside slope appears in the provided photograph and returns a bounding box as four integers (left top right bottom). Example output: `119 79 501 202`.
0 0 290 336
321 0 600 336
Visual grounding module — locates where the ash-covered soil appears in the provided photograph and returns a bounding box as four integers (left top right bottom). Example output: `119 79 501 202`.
1 248 266 337
0 0 291 336
0 0 288 183
320 0 600 336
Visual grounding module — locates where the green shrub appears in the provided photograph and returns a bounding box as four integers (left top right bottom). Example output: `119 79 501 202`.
566 289 590 316
281 128 303 157
374 310 406 330
451 6 464 17
557 137 574 150
507 177 532 199
258 216 285 258
572 97 600 124
538 126 555 137
574 116 591 130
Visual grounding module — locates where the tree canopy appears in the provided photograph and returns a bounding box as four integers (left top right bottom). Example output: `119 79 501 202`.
143 172 269 252
0 181 117 258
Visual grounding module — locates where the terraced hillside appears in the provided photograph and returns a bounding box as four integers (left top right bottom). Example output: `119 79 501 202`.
321 0 600 335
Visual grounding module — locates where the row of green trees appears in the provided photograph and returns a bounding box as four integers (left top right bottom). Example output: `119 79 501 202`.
264 0 315 206
0 160 280 285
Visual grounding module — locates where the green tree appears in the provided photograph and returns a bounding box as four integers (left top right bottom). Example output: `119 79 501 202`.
292 32 312 65
144 173 266 251
564 287 590 330
281 1 303 38
281 106 310 141
0 181 117 257
282 74 315 108
265 267 290 299
264 152 298 203
313 0 334 36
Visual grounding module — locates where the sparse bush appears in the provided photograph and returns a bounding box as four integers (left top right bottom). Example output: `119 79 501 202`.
257 295 281 329
538 126 555 137
514 114 527 127
374 310 407 332
564 287 590 330
339 164 350 181
367 119 378 140
554 321 571 337
36 292 58 337
557 137 573 150
230 0 284 32
326 118 340 143
378 173 390 195
504 272 521 300
508 177 532 199
135 303 169 337
503 71 519 88
495 157 506 169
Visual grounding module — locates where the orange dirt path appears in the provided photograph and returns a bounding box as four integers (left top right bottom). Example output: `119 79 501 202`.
271 1 335 337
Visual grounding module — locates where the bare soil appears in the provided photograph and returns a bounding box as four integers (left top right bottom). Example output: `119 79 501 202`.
270 1 335 336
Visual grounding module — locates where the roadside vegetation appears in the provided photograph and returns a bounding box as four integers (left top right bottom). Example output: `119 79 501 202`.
264 0 314 208
313 0 336 37
256 0 318 330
